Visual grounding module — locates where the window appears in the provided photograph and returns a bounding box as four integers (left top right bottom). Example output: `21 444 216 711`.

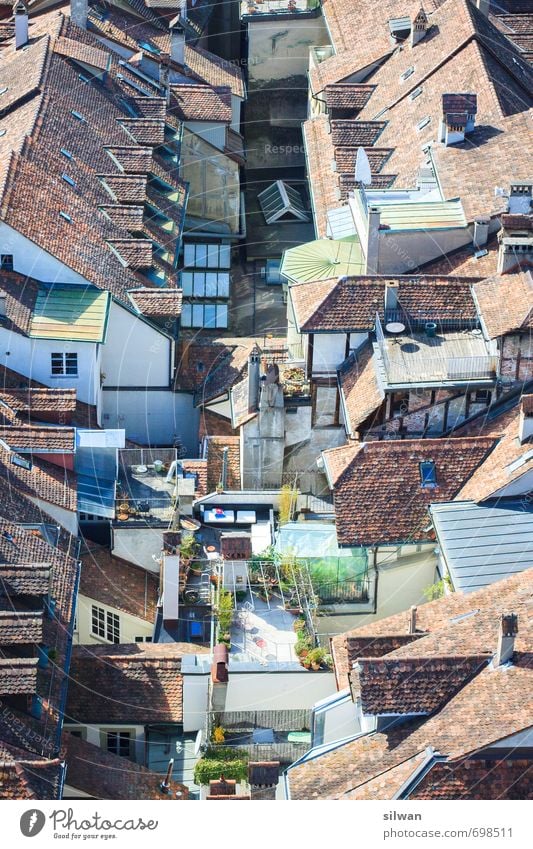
70 110 86 122
60 148 74 160
62 174 76 188
400 66 415 81
181 302 228 329
106 731 131 758
419 460 437 487
91 605 120 643
0 254 13 270
180 271 230 298
51 352 78 376
134 635 153 643
11 453 32 471
59 210 72 223
417 116 431 131
473 389 490 404
409 86 423 100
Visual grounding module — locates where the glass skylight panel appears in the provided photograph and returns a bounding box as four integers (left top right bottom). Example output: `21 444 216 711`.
62 174 76 187
417 116 431 130
400 66 415 81
410 87 423 100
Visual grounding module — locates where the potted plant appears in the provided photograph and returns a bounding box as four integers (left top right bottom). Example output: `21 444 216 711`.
216 481 224 494
293 617 306 633
180 533 199 569
212 726 225 745
307 647 326 670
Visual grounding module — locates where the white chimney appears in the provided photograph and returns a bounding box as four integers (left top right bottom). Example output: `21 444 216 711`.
473 217 490 248
494 613 518 667
70 0 88 30
169 15 185 67
408 605 417 635
410 8 428 47
365 206 380 274
384 279 399 313
14 1 29 50
440 93 477 146
519 396 533 444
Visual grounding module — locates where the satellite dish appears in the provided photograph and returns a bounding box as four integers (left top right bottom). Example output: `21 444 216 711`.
355 147 372 186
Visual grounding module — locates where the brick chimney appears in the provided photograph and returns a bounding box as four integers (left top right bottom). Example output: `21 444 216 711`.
14 1 28 50
411 8 428 47
439 93 477 146
248 762 280 800
494 613 518 667
70 0 87 30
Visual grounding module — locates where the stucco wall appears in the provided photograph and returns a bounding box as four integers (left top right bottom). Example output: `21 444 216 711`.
101 302 173 389
74 593 154 645
102 388 199 452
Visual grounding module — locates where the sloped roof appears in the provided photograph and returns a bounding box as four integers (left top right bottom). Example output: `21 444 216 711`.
473 269 533 338
79 544 159 622
289 569 533 799
339 342 384 436
326 436 497 546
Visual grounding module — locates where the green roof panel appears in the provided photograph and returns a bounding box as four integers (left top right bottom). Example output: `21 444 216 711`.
30 285 110 343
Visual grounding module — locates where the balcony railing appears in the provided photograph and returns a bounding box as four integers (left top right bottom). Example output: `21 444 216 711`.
242 0 318 17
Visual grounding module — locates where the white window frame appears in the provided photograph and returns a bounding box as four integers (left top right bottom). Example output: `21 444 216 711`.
91 604 120 644
51 352 78 377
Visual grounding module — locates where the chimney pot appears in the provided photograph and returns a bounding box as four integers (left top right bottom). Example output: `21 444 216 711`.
408 605 417 634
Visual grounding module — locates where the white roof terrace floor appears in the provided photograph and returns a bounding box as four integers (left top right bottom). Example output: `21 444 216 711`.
230 593 302 668
375 328 498 386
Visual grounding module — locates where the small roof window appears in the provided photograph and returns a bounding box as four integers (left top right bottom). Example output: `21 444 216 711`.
0 87 8 96
258 180 309 225
417 116 431 131
138 41 160 56
62 174 76 188
410 86 423 101
60 148 74 160
400 66 415 81
59 211 72 223
420 460 437 487
70 110 86 122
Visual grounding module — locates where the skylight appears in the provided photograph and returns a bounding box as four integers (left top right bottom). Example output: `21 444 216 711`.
0 86 8 95
410 87 423 100
417 116 431 131
70 110 86 122
11 453 32 472
419 460 437 487
61 148 73 160
62 174 76 187
400 67 414 81
0 129 6 138
59 211 72 222
138 41 161 56
507 449 533 474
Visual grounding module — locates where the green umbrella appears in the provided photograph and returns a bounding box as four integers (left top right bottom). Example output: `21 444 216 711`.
280 238 364 284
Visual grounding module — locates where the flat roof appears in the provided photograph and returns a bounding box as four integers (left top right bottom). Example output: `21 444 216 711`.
430 500 533 593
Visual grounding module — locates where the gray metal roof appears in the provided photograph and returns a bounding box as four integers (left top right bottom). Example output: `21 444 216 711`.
430 500 533 593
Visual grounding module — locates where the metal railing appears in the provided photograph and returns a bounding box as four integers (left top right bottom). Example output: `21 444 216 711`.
384 309 480 332
315 578 370 605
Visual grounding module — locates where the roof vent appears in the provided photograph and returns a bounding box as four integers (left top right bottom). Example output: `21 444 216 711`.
494 613 518 667
14 1 29 51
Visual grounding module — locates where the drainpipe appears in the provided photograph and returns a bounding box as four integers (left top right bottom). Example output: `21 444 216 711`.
221 447 229 489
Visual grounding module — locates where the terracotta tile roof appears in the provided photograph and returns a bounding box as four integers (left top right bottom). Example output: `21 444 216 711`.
63 733 189 800
0 610 43 645
473 269 533 338
205 436 241 492
185 45 245 99
0 658 38 695
302 116 340 237
0 425 75 453
409 757 533 800
325 84 376 111
0 446 77 512
0 365 95 430
0 745 62 800
118 118 166 147
456 404 532 501
104 146 154 173
79 544 159 623
0 564 51 597
170 84 232 122
99 203 145 230
330 120 387 147
99 173 147 203
198 407 239 441
128 287 183 316
67 643 202 725
326 436 497 546
54 35 110 71
355 654 490 715
108 238 153 268
339 342 384 436
290 275 477 333
0 387 77 419
175 338 256 405
321 442 361 487
0 271 39 336
290 569 533 799
333 146 393 174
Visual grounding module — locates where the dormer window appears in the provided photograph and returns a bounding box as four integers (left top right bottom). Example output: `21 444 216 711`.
420 460 437 487
400 66 415 81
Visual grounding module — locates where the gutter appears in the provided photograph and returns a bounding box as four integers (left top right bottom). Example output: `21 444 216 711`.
392 746 447 799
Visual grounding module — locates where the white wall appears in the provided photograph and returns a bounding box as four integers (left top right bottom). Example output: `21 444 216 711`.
225 670 336 711
186 121 226 151
30 497 78 536
101 302 173 388
102 389 199 453
74 593 154 645
230 96 242 133
112 527 165 572
312 333 347 373
378 227 473 274
182 674 210 732
0 324 100 405
247 16 329 81
0 222 88 284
